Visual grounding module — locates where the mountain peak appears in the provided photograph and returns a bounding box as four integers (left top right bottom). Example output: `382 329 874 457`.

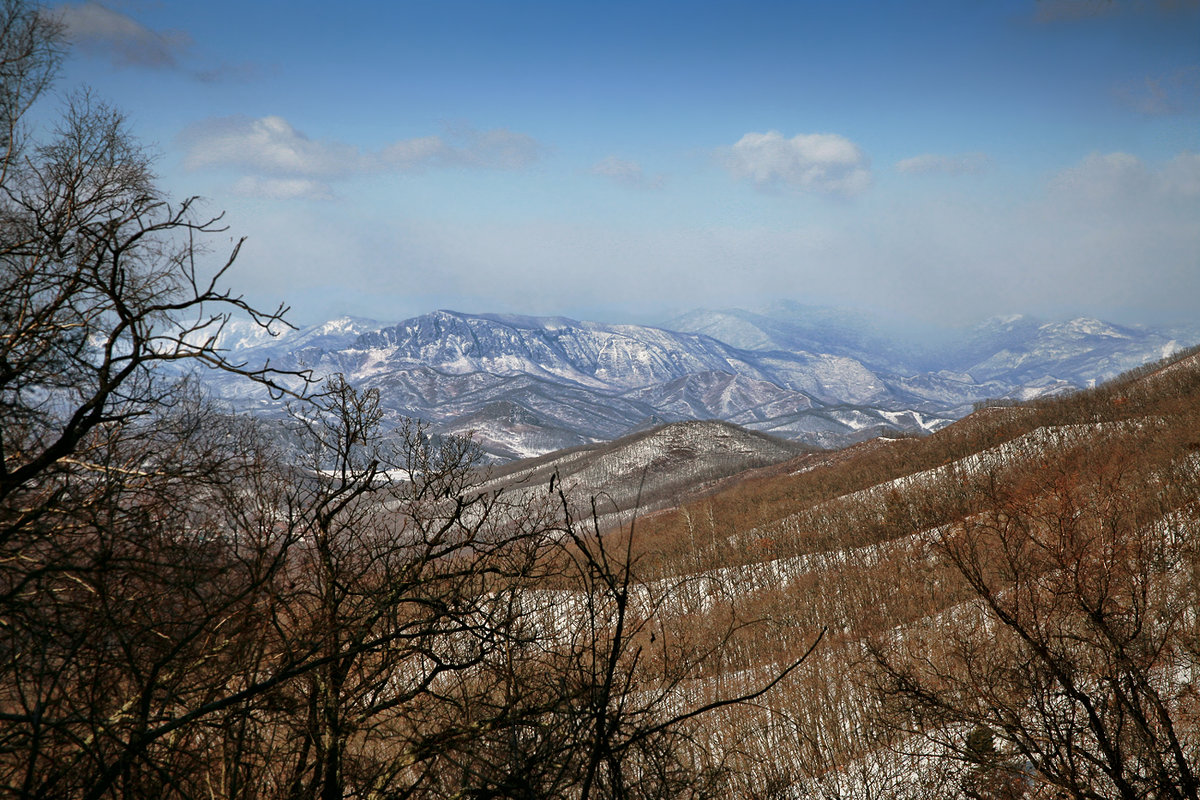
1044 317 1130 339
196 305 1200 463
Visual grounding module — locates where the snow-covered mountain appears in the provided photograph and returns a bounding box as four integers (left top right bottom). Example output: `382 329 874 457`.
473 419 814 524
210 314 386 355
665 302 942 372
948 315 1190 386
198 308 1200 462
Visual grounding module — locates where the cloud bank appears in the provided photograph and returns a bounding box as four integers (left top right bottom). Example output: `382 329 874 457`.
722 130 871 196
1049 150 1200 204
180 116 545 199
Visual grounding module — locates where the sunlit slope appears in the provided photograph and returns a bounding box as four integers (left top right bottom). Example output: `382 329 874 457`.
596 344 1200 797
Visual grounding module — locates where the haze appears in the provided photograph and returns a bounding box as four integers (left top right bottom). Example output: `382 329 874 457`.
52 0 1200 330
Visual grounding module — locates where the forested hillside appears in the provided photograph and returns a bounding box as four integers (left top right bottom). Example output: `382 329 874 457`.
614 344 1200 798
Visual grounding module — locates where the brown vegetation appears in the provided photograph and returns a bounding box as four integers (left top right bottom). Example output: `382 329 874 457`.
0 5 819 797
614 344 1200 798
3 2 1196 796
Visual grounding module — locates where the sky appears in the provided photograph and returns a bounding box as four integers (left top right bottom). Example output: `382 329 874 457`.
43 0 1200 331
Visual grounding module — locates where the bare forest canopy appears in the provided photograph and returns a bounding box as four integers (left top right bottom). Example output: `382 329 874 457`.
0 3 818 797
2 1 1198 798
619 342 1200 799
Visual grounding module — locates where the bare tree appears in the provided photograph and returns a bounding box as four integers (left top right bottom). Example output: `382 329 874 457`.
0 2 304 795
867 420 1200 800
1 5 826 797
238 381 825 800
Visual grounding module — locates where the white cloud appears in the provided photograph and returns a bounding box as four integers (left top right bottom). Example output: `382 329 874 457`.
55 1 190 68
722 130 871 196
1164 151 1200 196
182 116 364 178
179 116 545 199
590 155 665 189
231 176 333 201
1049 150 1200 206
378 128 543 171
1051 151 1148 203
181 115 364 178
896 152 990 175
380 135 452 170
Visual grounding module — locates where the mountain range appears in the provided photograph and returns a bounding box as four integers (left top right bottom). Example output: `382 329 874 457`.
203 305 1199 461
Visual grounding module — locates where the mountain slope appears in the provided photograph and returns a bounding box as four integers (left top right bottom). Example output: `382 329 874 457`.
203 308 1200 461
953 315 1190 385
474 419 815 524
614 344 1200 796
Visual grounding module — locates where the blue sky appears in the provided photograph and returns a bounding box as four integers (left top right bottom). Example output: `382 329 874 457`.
47 0 1200 329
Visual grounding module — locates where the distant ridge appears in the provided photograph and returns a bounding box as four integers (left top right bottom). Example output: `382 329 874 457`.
199 306 1200 462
